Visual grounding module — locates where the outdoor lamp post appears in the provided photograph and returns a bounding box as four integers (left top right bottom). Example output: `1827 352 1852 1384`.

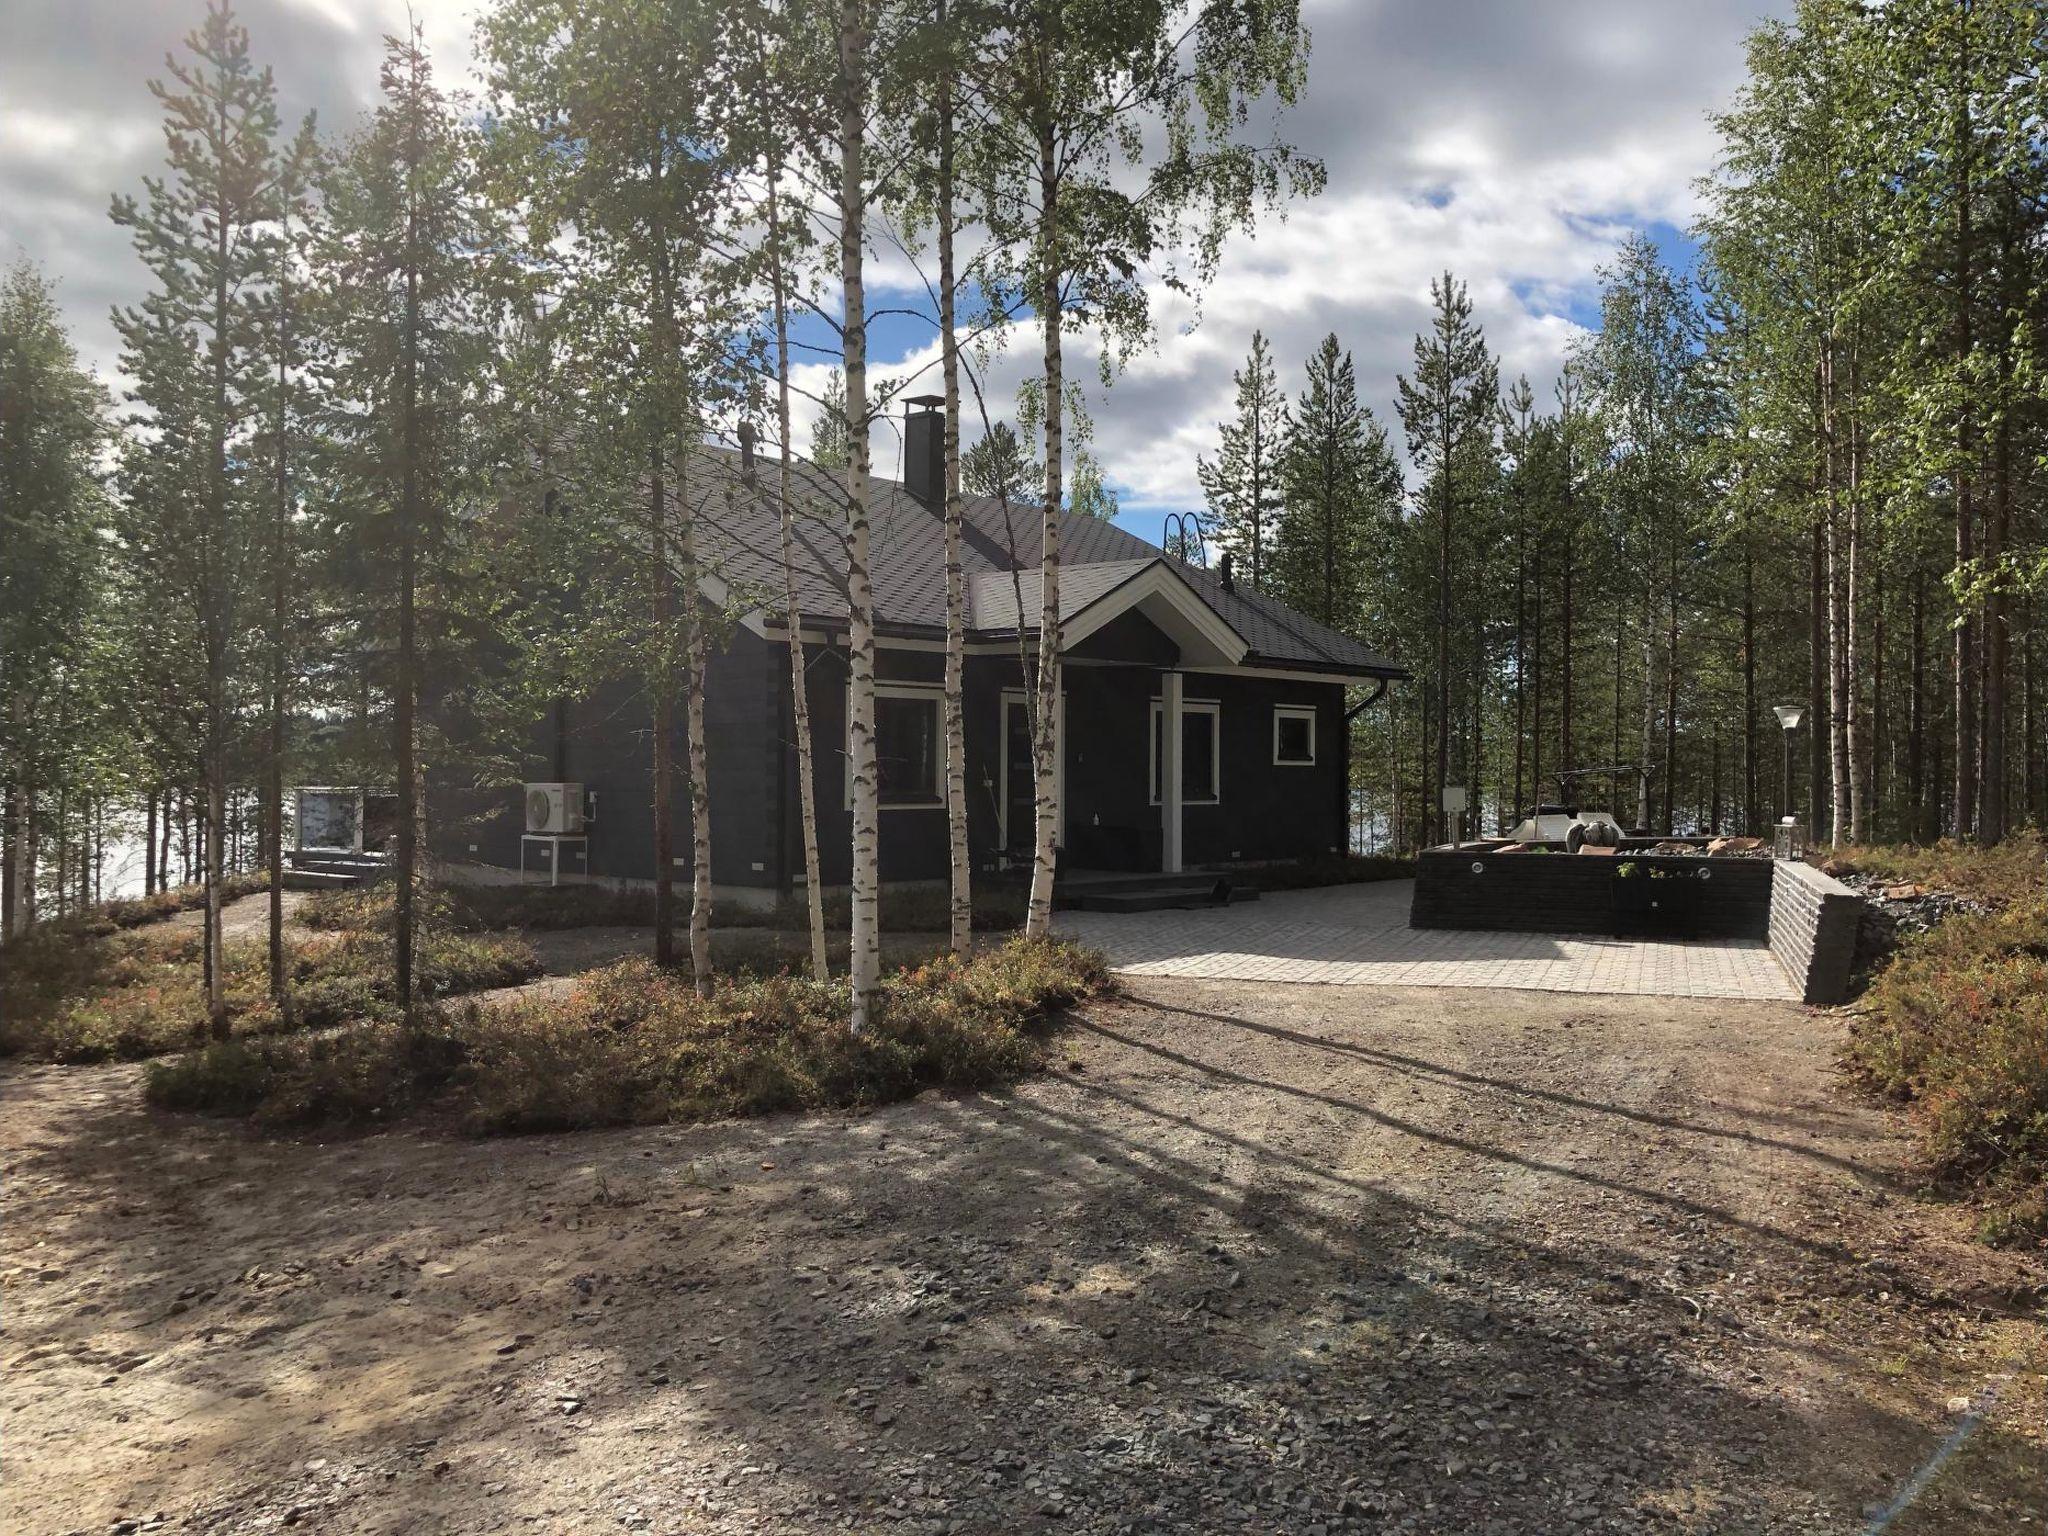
1772 704 1805 823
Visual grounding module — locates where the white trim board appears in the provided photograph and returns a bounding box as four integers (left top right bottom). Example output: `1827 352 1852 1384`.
1273 704 1318 766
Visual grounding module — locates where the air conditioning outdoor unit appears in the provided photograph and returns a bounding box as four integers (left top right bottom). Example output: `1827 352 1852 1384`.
525 782 586 835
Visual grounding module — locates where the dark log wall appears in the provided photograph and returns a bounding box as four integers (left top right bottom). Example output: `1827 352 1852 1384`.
435 612 1357 887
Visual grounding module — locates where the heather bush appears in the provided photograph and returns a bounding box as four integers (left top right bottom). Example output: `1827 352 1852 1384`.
147 936 1110 1134
1847 894 2048 1242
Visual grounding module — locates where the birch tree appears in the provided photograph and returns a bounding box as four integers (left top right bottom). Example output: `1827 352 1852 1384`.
979 0 1322 936
486 0 745 989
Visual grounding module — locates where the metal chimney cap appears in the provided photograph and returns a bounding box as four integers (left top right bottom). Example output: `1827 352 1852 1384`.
904 394 944 412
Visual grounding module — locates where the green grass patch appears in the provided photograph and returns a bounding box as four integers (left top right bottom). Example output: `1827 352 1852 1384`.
1845 887 2048 1245
146 935 1110 1133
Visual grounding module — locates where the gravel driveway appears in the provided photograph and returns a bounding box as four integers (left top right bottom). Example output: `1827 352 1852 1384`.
5 978 2042 1535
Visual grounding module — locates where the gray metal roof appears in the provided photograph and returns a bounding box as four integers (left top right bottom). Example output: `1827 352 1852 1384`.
681 446 1404 678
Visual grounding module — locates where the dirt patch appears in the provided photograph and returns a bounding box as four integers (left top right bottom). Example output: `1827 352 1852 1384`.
4 981 2042 1535
166 889 311 940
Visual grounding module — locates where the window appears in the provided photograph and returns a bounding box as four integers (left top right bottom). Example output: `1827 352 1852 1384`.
1150 699 1220 805
1273 705 1317 766
847 685 942 809
875 689 940 806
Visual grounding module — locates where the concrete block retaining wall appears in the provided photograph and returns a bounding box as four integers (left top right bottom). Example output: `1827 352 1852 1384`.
1410 849 1776 939
1411 849 1867 1004
1767 859 1864 1004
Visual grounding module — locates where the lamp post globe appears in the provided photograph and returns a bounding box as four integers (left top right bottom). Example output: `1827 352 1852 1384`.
1773 705 1805 824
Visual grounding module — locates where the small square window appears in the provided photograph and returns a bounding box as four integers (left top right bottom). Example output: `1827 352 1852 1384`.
1274 706 1316 766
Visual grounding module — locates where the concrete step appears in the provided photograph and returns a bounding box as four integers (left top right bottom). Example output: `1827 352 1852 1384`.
1063 877 1259 914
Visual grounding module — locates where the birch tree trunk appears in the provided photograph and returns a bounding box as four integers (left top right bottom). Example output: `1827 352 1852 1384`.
1025 111 1063 939
937 11 971 958
838 0 882 1028
765 150 827 982
677 450 714 997
651 448 676 971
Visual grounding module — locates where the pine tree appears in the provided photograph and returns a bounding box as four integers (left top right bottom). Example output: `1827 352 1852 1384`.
962 422 1040 501
1271 332 1400 631
320 25 486 1014
811 366 852 470
1396 272 1497 845
1 263 110 938
1199 330 1288 591
109 0 280 1029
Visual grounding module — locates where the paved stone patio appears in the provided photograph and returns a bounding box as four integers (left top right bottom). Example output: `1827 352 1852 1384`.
1058 878 1798 1000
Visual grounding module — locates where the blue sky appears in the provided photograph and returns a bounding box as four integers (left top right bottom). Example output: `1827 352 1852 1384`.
0 0 1780 553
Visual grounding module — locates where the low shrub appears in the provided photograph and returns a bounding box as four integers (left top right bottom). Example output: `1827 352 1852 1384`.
307 879 1030 935
1846 895 2048 1243
147 935 1110 1134
1824 831 2045 909
1 915 538 1064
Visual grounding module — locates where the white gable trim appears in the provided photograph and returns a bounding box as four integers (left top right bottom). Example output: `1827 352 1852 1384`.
1059 561 1249 666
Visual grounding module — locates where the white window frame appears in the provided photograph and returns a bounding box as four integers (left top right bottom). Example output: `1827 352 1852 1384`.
847 681 945 810
1272 705 1318 767
1149 698 1221 806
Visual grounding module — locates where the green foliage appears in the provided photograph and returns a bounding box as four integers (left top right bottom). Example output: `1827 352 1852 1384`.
1199 330 1289 588
1270 333 1403 632
146 935 1110 1133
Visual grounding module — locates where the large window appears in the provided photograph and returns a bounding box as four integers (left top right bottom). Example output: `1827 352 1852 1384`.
1150 699 1220 805
1273 705 1317 766
874 688 940 806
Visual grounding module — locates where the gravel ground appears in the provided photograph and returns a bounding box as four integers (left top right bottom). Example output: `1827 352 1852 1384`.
4 977 2043 1536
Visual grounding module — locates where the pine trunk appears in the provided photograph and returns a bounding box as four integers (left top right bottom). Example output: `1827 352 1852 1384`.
651 450 676 971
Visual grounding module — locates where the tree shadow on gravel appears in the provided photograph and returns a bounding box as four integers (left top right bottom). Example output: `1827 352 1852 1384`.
4 994 2043 1536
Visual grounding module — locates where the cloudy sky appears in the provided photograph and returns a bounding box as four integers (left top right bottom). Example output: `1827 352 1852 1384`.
1 0 1786 547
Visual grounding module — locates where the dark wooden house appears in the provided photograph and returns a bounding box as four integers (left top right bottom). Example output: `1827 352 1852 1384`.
434 407 1404 899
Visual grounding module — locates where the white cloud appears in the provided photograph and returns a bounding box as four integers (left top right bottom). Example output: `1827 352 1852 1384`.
1 0 1786 533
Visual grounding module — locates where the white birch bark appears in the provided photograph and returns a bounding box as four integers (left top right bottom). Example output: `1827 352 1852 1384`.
766 150 828 983
677 448 714 996
937 7 971 958
839 0 881 1028
1024 115 1062 939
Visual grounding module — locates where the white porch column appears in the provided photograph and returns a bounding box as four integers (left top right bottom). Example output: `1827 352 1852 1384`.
1161 669 1184 874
